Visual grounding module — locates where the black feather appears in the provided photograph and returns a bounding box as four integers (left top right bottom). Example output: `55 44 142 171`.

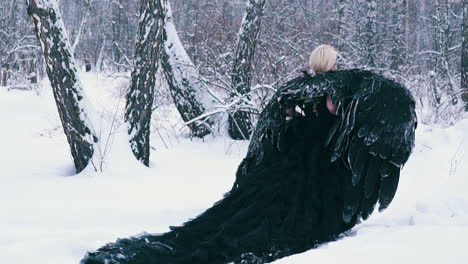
378 168 401 211
348 138 368 186
360 190 378 221
364 156 381 199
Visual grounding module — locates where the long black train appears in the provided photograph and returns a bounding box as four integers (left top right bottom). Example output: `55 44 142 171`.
82 69 417 264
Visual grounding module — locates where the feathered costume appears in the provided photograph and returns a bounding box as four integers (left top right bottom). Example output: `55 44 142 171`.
82 69 417 264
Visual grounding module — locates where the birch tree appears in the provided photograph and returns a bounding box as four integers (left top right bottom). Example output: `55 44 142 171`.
125 0 164 166
229 0 267 140
158 0 214 138
434 0 457 105
27 0 98 173
70 0 93 55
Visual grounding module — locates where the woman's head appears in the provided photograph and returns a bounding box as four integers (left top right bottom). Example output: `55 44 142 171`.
308 44 337 73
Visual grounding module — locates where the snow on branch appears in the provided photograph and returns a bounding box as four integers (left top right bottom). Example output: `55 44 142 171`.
159 0 216 138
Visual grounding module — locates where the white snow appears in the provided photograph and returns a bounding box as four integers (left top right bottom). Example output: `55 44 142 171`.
0 72 467 264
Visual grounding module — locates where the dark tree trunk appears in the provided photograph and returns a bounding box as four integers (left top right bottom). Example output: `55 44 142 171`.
228 0 267 140
365 0 378 68
159 0 213 138
125 0 163 166
390 0 408 71
1 68 7 86
85 53 92 72
462 0 468 111
27 0 97 173
112 0 122 71
29 59 37 84
337 0 347 51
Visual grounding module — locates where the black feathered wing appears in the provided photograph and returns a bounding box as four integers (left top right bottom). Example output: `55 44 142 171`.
238 69 417 224
297 70 417 222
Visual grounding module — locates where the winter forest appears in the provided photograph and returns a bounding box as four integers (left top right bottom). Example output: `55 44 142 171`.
2 0 467 124
1 0 467 263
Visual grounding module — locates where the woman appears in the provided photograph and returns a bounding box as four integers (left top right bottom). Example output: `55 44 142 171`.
82 45 343 264
308 44 338 115
309 44 337 73
285 44 338 117
82 45 417 264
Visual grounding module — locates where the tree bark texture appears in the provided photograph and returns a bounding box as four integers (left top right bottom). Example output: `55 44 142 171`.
27 0 97 173
229 0 267 140
390 0 407 71
337 0 348 51
462 0 467 111
125 0 163 166
1 69 7 86
365 0 378 68
159 0 214 138
435 0 458 105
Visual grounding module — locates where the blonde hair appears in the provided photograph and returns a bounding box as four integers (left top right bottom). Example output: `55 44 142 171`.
308 44 337 73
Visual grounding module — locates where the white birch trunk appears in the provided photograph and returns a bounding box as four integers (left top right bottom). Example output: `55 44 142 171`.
27 0 98 173
125 0 163 165
228 0 267 140
159 0 214 138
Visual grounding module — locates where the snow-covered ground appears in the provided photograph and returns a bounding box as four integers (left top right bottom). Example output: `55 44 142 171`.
0 72 467 264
